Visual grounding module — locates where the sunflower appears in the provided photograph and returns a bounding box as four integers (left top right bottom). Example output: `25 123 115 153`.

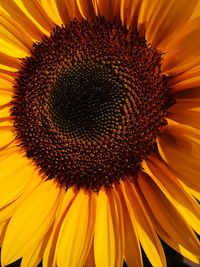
0 0 200 266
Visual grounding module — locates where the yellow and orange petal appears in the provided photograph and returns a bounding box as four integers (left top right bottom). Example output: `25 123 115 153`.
0 0 200 267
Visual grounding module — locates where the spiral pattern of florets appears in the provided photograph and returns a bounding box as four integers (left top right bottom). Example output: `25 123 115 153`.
11 17 174 191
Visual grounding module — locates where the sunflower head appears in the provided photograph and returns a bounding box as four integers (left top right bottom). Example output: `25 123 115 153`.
11 16 175 191
0 0 200 267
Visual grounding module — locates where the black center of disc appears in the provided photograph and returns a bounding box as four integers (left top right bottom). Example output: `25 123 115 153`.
49 64 124 139
11 17 175 191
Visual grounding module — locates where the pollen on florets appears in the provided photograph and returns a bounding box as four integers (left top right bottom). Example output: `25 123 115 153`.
11 17 175 191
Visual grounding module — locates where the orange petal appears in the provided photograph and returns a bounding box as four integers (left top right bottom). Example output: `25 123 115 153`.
136 180 200 264
84 240 95 267
170 69 200 92
0 69 16 78
0 73 14 83
94 0 120 21
168 99 200 129
137 171 200 256
76 0 96 19
117 183 143 267
162 17 200 75
143 158 200 235
40 0 63 26
119 0 142 28
138 0 198 48
21 0 55 32
173 86 200 100
0 0 44 40
0 11 33 52
122 180 166 267
108 189 124 267
192 1 200 18
43 188 77 267
0 52 21 70
157 124 200 193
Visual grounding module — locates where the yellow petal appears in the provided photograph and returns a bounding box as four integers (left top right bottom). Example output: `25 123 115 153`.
0 36 29 61
178 246 200 264
94 188 124 267
0 98 11 110
40 0 63 26
182 183 200 201
0 65 18 73
0 115 12 124
137 171 200 255
21 226 53 267
0 144 18 160
0 166 42 224
56 189 95 267
0 90 13 98
143 158 200 235
43 187 77 267
157 124 200 193
0 151 35 207
20 0 55 32
0 119 13 129
117 183 143 267
108 188 124 267
0 219 9 246
0 1 43 40
1 180 62 266
21 243 42 267
0 105 11 117
122 180 166 267
0 11 33 52
0 0 49 38
0 127 15 150
0 76 14 99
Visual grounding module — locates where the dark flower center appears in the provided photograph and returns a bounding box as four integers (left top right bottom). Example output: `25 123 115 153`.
49 63 125 139
11 17 175 191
